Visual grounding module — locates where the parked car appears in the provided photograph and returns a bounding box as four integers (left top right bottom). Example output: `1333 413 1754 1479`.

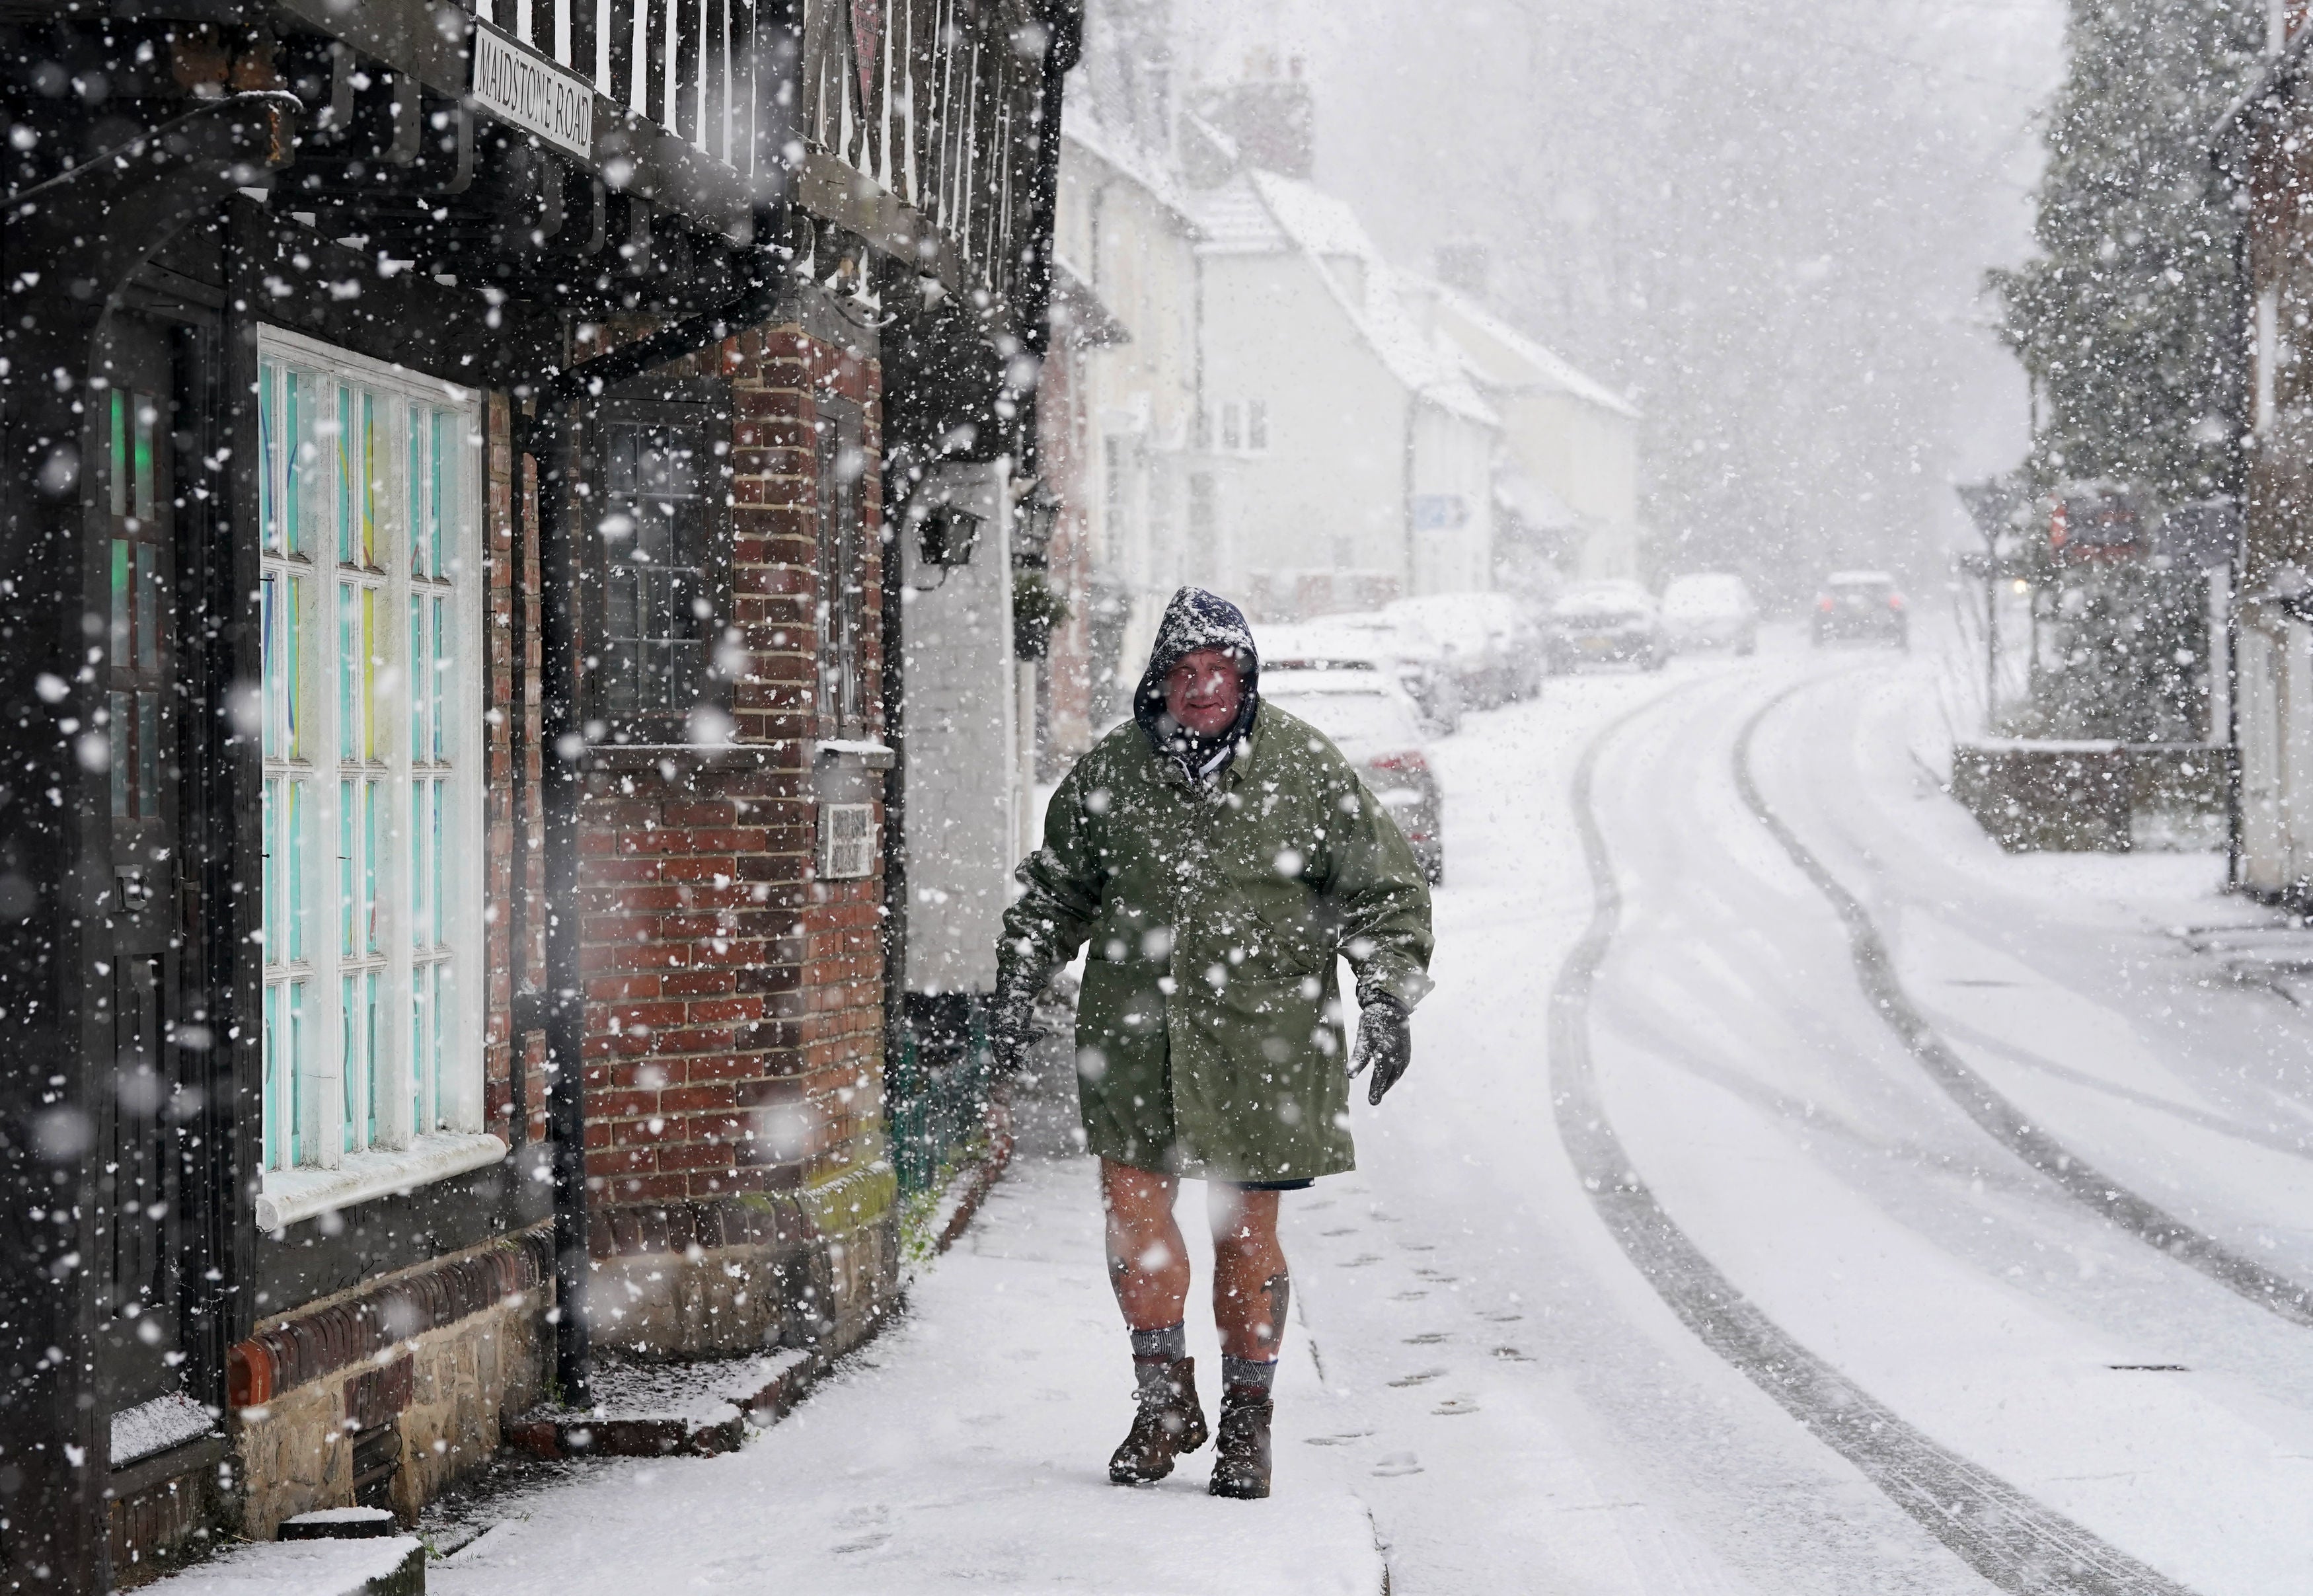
1263 619 1462 736
1661 572 1759 655
1812 570 1908 649
1464 590 1548 699
1262 669 1445 884
1544 580 1667 672
1384 593 1516 708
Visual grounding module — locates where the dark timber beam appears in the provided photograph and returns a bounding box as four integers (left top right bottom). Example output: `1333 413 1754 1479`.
0 92 301 1596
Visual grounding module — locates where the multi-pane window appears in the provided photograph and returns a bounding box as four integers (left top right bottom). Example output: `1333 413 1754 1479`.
815 402 866 733
1209 399 1268 455
257 330 482 1175
586 396 728 740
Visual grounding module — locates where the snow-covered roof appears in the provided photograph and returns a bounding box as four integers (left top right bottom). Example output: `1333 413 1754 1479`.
1060 93 1198 227
1047 258 1130 350
1495 468 1579 531
1184 172 1284 252
1424 284 1639 420
1190 170 1497 428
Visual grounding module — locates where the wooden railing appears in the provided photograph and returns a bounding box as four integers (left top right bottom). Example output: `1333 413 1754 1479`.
798 0 1047 300
460 0 793 187
457 0 1047 298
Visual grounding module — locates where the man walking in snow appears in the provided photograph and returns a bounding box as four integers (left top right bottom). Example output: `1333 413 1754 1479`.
992 587 1434 1500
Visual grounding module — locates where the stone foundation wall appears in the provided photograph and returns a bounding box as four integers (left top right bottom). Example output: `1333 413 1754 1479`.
227 1232 552 1540
585 1161 900 1360
231 1283 548 1540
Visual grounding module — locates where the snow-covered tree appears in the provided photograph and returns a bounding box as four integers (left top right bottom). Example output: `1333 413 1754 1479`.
1991 0 2263 506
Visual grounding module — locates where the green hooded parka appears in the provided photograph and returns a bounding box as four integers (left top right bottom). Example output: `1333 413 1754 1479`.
997 589 1433 1183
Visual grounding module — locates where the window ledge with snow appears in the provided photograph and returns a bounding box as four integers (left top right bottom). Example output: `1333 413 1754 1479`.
813 738 896 769
257 1132 508 1233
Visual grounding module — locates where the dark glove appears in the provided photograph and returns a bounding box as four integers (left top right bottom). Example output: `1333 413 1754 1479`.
989 981 1040 1077
1347 996 1412 1106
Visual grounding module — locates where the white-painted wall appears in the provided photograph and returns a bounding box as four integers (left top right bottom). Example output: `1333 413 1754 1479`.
1199 250 1411 591
1056 137 1215 699
897 462 1016 996
1409 400 1496 595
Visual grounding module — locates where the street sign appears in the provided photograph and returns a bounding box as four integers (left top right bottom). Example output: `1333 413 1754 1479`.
471 21 594 161
1412 493 1467 531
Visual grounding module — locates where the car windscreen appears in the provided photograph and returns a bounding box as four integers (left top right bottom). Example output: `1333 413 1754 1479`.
1267 691 1422 759
1553 586 1650 617
1662 576 1746 613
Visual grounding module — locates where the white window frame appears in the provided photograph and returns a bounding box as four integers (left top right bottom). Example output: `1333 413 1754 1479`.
255 326 500 1232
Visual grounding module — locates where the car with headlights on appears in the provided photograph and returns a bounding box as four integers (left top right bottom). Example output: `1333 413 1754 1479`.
1262 669 1444 884
1544 580 1667 672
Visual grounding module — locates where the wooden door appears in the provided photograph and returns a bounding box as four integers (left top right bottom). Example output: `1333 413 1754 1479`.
91 315 188 1437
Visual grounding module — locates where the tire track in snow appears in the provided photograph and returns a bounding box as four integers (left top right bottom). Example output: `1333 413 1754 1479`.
1735 677 2313 1330
1552 689 2196 1596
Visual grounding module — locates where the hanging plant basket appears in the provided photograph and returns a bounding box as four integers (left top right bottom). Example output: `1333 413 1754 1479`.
1013 570 1071 660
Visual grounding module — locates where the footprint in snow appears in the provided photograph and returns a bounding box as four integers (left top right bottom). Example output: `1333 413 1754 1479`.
1402 1332 1449 1344
1492 1346 1533 1362
1319 1227 1357 1237
1388 1369 1447 1387
1431 1397 1480 1417
1305 1429 1375 1446
1341 1254 1383 1268
1390 1289 1428 1301
1372 1452 1424 1476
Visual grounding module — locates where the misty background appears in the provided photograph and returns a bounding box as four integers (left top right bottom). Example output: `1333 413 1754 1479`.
1159 0 2068 601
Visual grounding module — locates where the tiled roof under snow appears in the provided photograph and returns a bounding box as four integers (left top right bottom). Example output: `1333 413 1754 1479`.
1183 171 1284 252
1061 83 1197 224
1190 170 1496 428
1427 285 1639 420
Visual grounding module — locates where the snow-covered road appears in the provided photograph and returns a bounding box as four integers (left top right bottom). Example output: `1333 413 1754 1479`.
430 632 2313 1595
1303 632 2313 1594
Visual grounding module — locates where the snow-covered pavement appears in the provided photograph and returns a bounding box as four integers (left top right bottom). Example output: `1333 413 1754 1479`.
437 632 2313 1594
432 1143 1386 1595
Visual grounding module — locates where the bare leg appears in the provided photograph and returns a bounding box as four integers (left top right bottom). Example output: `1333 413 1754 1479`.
1208 1186 1288 1359
1100 1158 1190 1332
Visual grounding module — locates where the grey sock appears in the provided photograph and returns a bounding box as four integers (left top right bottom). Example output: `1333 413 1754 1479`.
1221 1355 1277 1396
1131 1323 1188 1394
1130 1323 1187 1361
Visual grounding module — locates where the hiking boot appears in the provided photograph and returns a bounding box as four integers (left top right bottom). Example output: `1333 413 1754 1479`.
1208 1385 1273 1500
1108 1355 1210 1485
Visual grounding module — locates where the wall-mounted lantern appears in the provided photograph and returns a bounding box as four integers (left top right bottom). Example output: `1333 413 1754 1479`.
918 501 985 570
1014 478 1063 572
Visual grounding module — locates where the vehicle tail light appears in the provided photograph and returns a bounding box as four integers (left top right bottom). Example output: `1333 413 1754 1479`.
1887 593 1905 611
1369 751 1429 777
1816 595 1834 613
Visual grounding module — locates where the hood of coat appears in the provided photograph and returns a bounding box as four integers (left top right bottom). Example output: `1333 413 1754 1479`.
1133 586 1262 786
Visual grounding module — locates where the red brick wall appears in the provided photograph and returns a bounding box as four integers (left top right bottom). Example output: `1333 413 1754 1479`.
572 324 891 1234
471 313 898 1357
